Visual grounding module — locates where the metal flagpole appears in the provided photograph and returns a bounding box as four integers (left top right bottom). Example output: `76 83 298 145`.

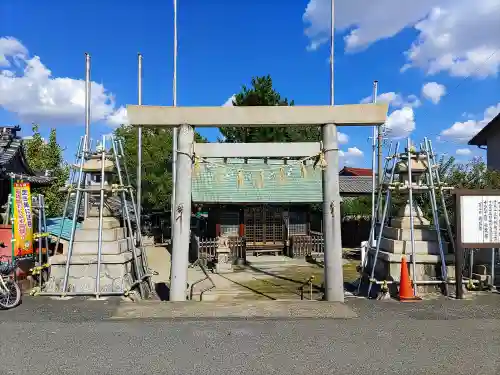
370 80 378 247
83 53 91 220
137 53 143 244
322 0 344 302
171 0 178 240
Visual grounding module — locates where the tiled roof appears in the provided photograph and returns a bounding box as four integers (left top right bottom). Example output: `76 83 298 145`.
339 176 373 194
192 160 372 203
340 167 373 177
0 126 53 185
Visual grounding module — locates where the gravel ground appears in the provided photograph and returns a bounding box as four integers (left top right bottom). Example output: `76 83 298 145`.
0 295 499 374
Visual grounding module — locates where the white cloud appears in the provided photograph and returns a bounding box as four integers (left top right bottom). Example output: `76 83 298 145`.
404 3 500 78
339 147 363 158
0 36 125 126
456 148 472 156
384 107 416 139
422 82 446 104
439 102 500 143
223 95 235 107
0 37 27 67
303 0 500 78
337 132 348 144
361 91 421 108
105 106 128 127
360 91 417 139
339 146 363 166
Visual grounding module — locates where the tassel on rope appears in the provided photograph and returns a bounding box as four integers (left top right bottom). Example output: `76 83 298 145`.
279 166 286 183
193 156 201 177
215 167 223 184
237 170 244 187
314 151 328 170
300 163 307 178
257 170 265 188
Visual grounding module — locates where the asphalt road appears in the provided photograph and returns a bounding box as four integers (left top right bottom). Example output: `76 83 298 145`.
0 296 500 374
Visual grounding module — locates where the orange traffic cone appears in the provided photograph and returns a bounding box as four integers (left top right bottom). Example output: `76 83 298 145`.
398 256 421 302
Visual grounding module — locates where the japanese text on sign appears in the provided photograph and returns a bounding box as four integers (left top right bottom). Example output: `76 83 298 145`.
460 195 500 245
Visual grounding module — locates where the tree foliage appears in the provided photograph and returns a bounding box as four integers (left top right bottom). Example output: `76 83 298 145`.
220 75 321 143
24 124 69 217
114 126 206 211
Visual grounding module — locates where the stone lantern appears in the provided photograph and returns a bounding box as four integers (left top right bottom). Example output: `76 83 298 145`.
366 144 454 295
394 148 428 188
45 138 147 299
81 147 115 217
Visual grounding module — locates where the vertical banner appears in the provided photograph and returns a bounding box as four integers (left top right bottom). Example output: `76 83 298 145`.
12 181 33 257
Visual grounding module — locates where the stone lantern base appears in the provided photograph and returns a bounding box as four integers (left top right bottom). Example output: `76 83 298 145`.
45 208 144 297
363 202 456 295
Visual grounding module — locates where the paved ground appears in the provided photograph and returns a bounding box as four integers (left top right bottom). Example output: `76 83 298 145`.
1 294 500 374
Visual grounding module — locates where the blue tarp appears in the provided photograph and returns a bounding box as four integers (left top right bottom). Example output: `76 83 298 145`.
46 217 81 241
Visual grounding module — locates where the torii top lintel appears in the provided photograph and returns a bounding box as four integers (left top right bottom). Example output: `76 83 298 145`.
126 104 388 127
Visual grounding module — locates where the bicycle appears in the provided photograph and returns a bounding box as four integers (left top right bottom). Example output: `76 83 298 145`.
0 254 22 310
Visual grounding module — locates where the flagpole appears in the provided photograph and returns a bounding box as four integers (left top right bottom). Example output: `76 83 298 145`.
171 0 178 240
137 53 143 244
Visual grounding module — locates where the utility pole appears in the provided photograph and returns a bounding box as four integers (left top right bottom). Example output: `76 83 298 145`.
322 0 344 302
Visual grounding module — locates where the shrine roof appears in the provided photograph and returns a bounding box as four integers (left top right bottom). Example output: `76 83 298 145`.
191 159 372 203
0 126 53 185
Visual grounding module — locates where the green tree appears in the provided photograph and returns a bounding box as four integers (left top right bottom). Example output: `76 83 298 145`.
114 126 206 211
24 124 70 217
220 75 321 143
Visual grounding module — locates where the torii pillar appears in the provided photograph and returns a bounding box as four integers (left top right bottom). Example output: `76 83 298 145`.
127 104 388 301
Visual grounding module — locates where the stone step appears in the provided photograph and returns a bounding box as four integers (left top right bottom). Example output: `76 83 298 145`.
49 252 137 266
46 252 141 294
72 238 132 255
194 289 323 302
81 217 121 230
383 226 439 241
74 227 126 242
379 237 449 255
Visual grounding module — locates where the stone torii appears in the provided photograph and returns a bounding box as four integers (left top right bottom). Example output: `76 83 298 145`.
127 103 388 302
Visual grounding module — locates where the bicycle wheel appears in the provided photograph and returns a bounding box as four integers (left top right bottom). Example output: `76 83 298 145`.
0 280 21 309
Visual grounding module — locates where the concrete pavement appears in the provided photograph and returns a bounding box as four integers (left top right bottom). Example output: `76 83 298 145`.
0 295 499 374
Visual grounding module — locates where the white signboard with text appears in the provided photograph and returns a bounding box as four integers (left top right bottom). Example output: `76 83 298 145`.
460 195 500 245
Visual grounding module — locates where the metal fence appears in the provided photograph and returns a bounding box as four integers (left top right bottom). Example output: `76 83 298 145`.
194 236 247 266
288 232 324 258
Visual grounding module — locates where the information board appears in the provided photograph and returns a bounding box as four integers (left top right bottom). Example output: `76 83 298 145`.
456 190 500 248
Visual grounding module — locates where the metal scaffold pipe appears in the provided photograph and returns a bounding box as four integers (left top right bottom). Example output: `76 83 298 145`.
83 53 91 221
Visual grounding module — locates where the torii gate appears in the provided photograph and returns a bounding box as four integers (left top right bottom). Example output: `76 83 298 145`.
127 103 388 301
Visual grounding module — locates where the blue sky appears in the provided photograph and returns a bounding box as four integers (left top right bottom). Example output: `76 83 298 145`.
0 0 499 167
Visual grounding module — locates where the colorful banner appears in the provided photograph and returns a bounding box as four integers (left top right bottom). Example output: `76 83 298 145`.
12 181 33 257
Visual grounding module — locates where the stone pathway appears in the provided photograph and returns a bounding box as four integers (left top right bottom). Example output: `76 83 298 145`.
111 300 357 319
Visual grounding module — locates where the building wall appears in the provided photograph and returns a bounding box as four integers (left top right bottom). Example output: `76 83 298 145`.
487 136 500 171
